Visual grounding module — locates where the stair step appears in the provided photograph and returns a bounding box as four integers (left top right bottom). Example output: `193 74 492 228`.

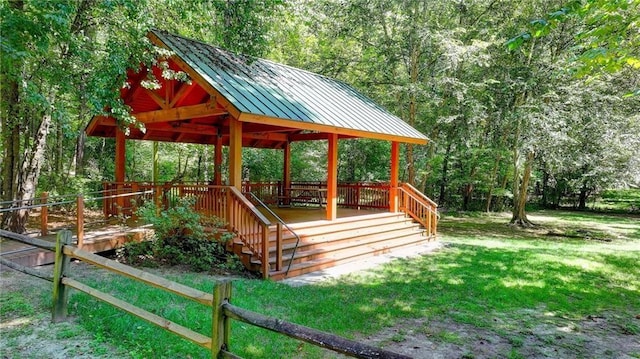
268 223 422 257
269 228 424 265
269 233 428 280
269 214 414 243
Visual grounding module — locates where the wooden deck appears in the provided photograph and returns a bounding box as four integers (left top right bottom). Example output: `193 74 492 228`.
0 224 152 267
2 182 437 279
258 206 385 224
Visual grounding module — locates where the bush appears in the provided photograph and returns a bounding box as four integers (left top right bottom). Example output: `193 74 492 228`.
118 197 243 273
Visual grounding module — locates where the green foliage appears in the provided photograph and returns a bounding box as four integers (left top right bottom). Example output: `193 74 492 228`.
120 197 241 272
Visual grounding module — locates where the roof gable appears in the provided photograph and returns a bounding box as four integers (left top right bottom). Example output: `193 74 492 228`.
150 30 428 144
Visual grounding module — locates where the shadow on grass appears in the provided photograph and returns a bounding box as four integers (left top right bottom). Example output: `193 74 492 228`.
67 211 640 358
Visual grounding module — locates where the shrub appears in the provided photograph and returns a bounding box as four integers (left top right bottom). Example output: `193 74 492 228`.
118 197 242 273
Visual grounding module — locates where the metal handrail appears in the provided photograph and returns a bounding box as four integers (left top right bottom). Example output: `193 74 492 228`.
244 192 302 277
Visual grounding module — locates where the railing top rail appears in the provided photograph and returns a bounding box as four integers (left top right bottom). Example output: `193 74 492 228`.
86 189 154 202
400 183 438 207
229 187 272 226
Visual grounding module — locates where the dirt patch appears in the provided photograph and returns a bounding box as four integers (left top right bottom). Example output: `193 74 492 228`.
362 312 640 358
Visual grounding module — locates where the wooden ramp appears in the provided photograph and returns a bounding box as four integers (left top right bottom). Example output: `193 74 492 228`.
0 225 152 267
232 212 433 280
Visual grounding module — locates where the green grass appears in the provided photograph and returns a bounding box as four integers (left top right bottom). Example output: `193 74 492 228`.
595 188 640 212
61 209 640 358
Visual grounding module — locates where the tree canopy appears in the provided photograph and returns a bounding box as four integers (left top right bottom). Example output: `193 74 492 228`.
1 0 638 231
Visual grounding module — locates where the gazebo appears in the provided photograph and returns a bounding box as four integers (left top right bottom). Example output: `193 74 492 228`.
86 30 437 279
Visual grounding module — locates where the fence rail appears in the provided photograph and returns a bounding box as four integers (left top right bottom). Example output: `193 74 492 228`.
0 229 409 359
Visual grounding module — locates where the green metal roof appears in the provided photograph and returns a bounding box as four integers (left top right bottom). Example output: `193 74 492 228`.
151 30 428 144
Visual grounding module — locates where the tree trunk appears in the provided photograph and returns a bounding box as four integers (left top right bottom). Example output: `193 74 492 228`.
5 114 52 233
578 182 589 210
511 150 534 227
74 130 86 176
1 0 24 227
485 153 502 212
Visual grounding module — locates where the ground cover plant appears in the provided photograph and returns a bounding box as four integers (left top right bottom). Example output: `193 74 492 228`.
118 197 243 273
1 209 638 358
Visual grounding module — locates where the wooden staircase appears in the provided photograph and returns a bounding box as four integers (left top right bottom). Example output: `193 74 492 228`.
230 212 433 280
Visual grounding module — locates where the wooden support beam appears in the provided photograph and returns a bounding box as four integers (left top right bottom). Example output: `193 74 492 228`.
288 132 356 142
169 82 199 108
229 119 243 189
283 142 291 207
242 132 289 142
326 134 338 221
238 112 429 145
143 88 168 109
115 128 126 182
214 135 223 185
390 141 399 213
133 102 227 124
115 128 126 210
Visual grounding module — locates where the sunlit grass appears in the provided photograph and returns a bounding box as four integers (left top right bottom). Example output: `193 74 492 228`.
59 209 640 358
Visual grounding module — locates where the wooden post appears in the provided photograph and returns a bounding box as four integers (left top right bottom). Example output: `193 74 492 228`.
115 128 126 212
41 192 48 236
276 222 283 272
283 142 291 206
214 135 223 186
229 119 243 189
390 142 400 213
226 189 233 231
152 141 159 183
326 134 338 221
131 182 139 221
76 195 84 249
102 182 110 218
52 230 72 322
211 281 232 358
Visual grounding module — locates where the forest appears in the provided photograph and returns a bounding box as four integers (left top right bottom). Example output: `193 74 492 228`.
2 0 639 229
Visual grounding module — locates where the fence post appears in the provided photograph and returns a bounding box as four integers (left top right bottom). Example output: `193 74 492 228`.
41 192 48 236
52 230 72 322
76 195 84 248
211 281 232 358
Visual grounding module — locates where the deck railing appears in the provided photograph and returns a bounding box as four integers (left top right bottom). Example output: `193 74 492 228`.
398 183 438 237
242 181 390 209
226 187 272 278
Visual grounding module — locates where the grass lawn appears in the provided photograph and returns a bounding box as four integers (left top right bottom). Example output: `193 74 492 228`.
2 209 639 358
